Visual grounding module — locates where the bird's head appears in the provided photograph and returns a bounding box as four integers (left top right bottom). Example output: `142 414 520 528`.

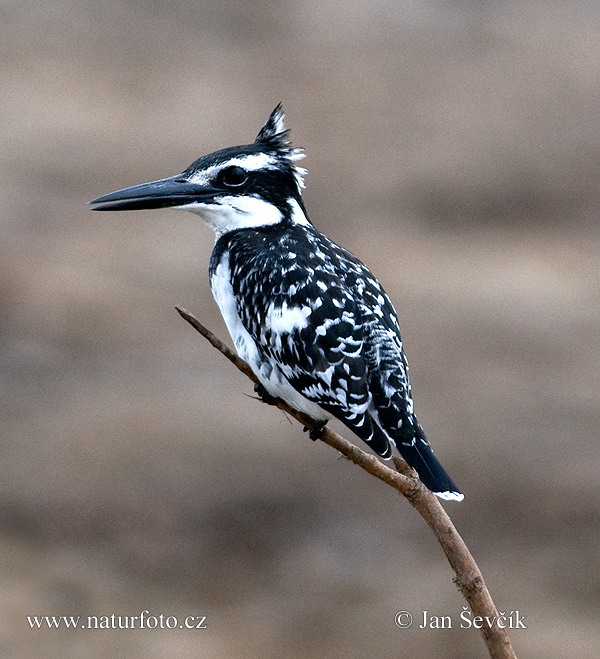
90 104 309 238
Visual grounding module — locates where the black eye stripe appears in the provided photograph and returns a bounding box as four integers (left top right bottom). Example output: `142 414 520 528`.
219 165 248 187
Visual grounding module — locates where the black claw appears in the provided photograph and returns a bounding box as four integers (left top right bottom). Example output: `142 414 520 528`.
304 420 327 441
253 382 276 405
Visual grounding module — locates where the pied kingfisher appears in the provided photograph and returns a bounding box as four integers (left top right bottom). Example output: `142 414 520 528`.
90 105 463 501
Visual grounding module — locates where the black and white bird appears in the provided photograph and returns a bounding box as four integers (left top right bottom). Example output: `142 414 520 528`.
90 105 463 501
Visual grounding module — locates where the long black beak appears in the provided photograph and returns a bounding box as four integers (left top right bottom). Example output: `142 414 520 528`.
89 175 219 211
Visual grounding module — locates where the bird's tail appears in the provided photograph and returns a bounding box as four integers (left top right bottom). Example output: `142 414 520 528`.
398 438 464 501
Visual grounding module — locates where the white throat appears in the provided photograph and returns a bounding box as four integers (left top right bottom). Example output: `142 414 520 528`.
175 195 310 239
178 195 283 240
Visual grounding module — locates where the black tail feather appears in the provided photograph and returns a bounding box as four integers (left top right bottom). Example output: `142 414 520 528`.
398 439 463 501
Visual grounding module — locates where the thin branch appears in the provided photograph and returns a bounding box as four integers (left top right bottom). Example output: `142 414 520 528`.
176 305 517 659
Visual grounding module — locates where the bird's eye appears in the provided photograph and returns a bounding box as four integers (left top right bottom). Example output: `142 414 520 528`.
219 166 248 187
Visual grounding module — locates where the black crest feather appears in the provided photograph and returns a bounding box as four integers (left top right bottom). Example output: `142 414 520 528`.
255 103 290 149
254 104 306 187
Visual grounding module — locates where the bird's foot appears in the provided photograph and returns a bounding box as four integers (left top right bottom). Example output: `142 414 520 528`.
303 420 328 441
253 382 277 406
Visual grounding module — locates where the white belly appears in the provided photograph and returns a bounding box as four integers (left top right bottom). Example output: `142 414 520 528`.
210 255 330 422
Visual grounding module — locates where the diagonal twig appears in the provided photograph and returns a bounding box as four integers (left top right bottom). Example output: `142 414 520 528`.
175 305 517 659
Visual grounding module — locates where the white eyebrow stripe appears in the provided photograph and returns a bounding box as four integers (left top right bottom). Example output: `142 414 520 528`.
187 153 279 185
234 153 279 170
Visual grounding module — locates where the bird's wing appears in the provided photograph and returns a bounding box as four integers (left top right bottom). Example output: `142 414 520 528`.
277 281 396 456
224 224 414 457
238 266 392 456
357 286 418 446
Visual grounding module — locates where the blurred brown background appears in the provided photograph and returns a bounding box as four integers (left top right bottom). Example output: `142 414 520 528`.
2 1 600 657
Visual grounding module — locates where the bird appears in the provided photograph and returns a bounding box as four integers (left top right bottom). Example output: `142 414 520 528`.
90 105 463 501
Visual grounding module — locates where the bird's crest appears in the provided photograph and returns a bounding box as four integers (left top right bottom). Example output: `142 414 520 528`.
255 104 307 188
255 104 288 146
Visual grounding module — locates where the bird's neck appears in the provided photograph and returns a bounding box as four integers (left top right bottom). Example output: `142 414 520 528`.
193 194 312 242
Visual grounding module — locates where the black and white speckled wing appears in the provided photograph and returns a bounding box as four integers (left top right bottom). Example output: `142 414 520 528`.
268 275 394 458
215 223 420 458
